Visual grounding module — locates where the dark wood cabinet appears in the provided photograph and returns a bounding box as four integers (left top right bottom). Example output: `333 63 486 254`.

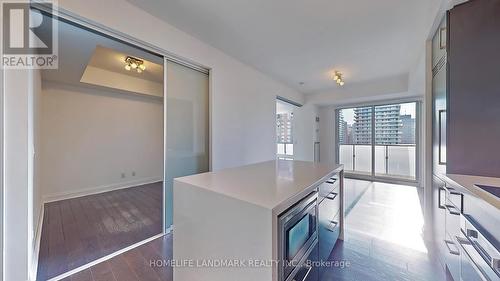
431 12 449 275
447 0 500 178
432 1 500 279
318 177 341 278
432 175 447 268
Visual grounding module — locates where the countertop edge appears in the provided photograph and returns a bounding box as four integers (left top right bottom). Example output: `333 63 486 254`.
443 173 500 210
271 166 343 216
173 177 276 211
174 162 344 214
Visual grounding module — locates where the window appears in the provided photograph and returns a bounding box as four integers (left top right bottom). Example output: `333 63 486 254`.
277 99 296 159
337 102 418 181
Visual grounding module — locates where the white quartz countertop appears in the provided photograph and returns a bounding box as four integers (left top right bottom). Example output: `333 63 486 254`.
175 160 343 213
445 174 500 209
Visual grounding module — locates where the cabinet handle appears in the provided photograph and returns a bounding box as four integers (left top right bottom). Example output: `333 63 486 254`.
445 204 460 216
438 110 446 165
445 239 460 256
326 192 338 201
438 187 446 209
326 180 335 184
326 221 338 232
456 236 493 281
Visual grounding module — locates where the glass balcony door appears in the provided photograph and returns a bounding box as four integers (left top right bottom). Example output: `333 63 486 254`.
338 107 372 176
337 102 418 182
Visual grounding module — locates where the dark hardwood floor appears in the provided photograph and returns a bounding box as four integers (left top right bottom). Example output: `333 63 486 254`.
60 234 172 281
321 181 446 281
54 180 446 281
37 182 163 281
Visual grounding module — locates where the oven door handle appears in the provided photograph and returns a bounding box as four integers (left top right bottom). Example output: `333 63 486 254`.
326 220 338 232
292 264 312 281
461 214 500 277
444 239 460 256
457 236 494 281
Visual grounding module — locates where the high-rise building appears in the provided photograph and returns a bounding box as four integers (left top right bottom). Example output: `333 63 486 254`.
400 114 416 144
353 107 372 144
338 111 348 144
276 113 293 143
375 105 402 144
354 105 402 145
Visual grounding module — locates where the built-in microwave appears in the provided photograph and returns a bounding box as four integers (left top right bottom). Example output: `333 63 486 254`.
278 191 319 281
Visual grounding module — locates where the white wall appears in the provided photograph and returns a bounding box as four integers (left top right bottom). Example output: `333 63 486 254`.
3 0 308 279
55 0 305 171
4 70 31 281
38 81 164 201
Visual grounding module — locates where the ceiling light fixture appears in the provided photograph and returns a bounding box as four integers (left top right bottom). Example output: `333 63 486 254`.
333 71 345 86
124 56 146 73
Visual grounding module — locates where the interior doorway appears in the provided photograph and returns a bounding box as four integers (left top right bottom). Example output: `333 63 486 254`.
28 4 210 280
28 7 210 280
32 13 166 280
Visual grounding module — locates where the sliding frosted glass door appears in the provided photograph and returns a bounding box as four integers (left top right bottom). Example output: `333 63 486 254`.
164 60 209 228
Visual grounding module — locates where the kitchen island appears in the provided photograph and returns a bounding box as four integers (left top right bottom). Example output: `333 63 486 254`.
173 160 344 281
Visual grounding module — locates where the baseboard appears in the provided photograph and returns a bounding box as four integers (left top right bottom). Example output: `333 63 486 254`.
47 233 166 281
30 207 44 281
43 177 163 203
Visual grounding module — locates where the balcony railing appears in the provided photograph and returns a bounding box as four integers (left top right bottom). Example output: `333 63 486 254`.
277 142 294 159
339 144 416 180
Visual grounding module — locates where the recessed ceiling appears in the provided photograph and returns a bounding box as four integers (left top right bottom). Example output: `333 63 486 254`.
127 0 437 93
86 45 163 83
80 45 164 97
41 14 163 89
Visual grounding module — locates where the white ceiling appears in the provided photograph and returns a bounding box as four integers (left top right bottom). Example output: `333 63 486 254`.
127 0 437 93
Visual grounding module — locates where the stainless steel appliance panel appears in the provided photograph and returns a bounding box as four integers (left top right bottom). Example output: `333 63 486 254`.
288 240 319 281
278 192 319 281
457 214 500 281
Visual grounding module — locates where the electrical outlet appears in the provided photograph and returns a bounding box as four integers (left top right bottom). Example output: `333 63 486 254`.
132 171 136 177
121 173 125 178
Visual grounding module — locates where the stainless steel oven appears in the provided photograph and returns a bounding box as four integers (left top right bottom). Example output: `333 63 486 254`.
456 214 500 281
278 191 318 281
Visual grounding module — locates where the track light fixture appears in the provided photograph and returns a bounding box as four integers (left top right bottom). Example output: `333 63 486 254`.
333 71 345 86
125 56 146 73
